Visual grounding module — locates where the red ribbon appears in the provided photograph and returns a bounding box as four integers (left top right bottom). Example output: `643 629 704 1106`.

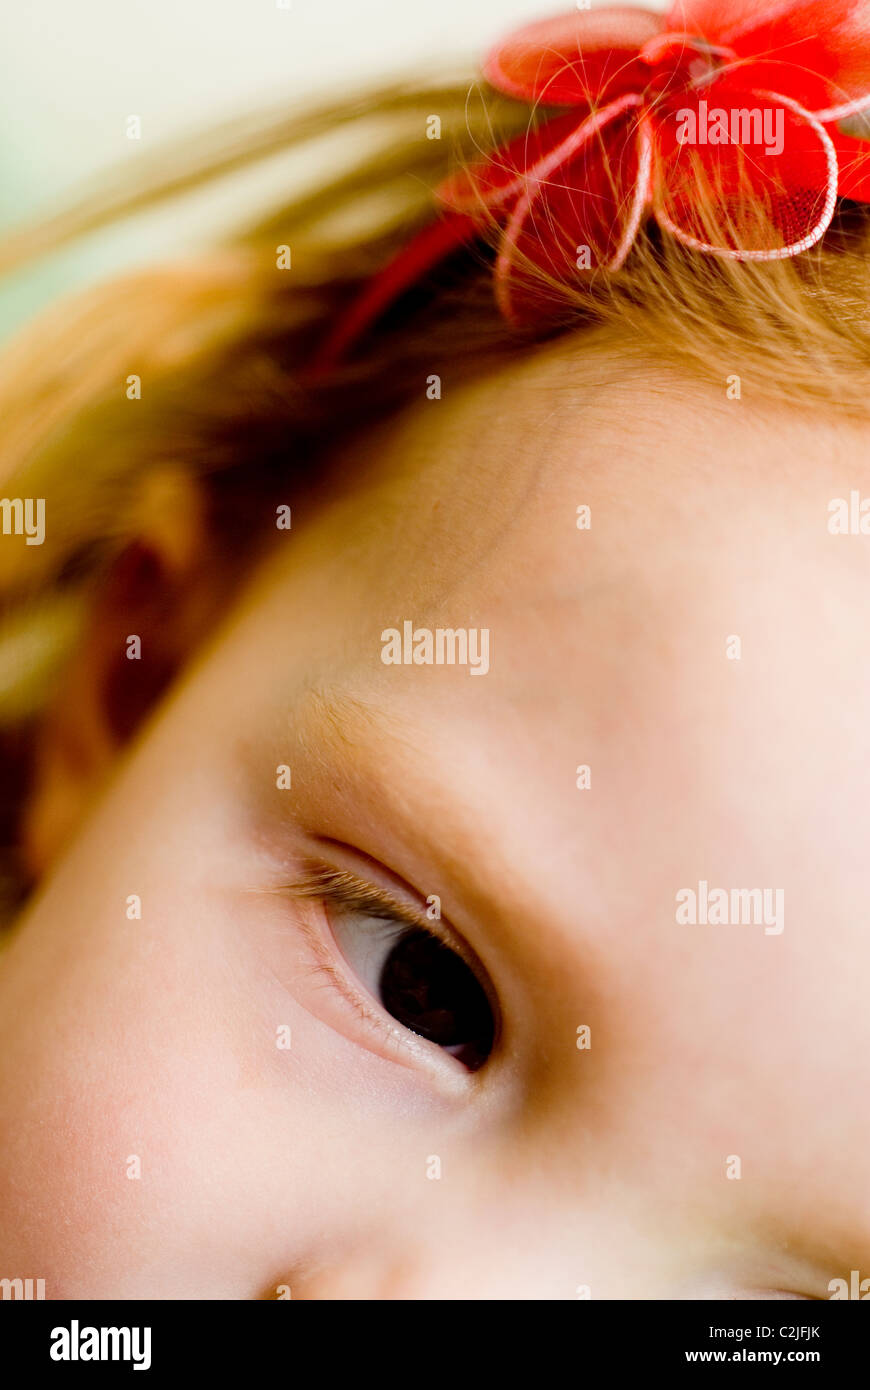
312 1 870 371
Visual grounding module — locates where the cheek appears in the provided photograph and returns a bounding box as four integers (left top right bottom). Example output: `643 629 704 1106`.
0 816 444 1297
0 825 262 1295
0 900 246 1295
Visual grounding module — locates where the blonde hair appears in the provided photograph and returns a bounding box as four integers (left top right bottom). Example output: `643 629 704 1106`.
1 67 870 900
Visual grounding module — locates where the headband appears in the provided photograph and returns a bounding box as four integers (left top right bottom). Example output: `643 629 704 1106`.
311 1 870 373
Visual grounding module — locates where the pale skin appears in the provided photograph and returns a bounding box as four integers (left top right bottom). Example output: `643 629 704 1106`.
0 334 868 1299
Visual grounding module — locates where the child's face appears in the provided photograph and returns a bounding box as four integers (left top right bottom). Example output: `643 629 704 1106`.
1 340 869 1300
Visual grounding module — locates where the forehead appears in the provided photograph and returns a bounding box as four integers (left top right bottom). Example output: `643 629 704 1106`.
290 341 870 699
267 346 870 843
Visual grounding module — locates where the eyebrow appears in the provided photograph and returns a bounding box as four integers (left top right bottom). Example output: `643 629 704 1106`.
253 678 538 952
293 681 418 770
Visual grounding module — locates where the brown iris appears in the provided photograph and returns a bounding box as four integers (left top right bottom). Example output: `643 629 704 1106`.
379 927 495 1071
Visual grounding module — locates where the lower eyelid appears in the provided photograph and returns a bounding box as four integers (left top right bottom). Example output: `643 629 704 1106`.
294 908 395 1029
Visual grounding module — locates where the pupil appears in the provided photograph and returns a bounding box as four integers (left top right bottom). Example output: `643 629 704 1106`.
378 928 495 1071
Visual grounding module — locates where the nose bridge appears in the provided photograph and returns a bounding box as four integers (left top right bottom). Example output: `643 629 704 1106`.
376 1095 679 1300
298 1217 595 1301
296 1227 579 1300
293 1152 609 1301
381 1176 670 1300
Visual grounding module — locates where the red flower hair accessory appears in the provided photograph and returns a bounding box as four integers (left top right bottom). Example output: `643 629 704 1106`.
312 1 870 371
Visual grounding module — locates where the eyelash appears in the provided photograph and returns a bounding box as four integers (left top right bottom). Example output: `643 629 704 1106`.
275 860 489 1073
286 863 429 928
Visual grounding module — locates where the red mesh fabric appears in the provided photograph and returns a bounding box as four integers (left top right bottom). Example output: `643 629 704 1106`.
438 111 591 213
652 84 836 255
492 105 647 324
667 0 870 115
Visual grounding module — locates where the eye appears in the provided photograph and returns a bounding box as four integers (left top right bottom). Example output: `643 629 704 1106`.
328 907 496 1071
